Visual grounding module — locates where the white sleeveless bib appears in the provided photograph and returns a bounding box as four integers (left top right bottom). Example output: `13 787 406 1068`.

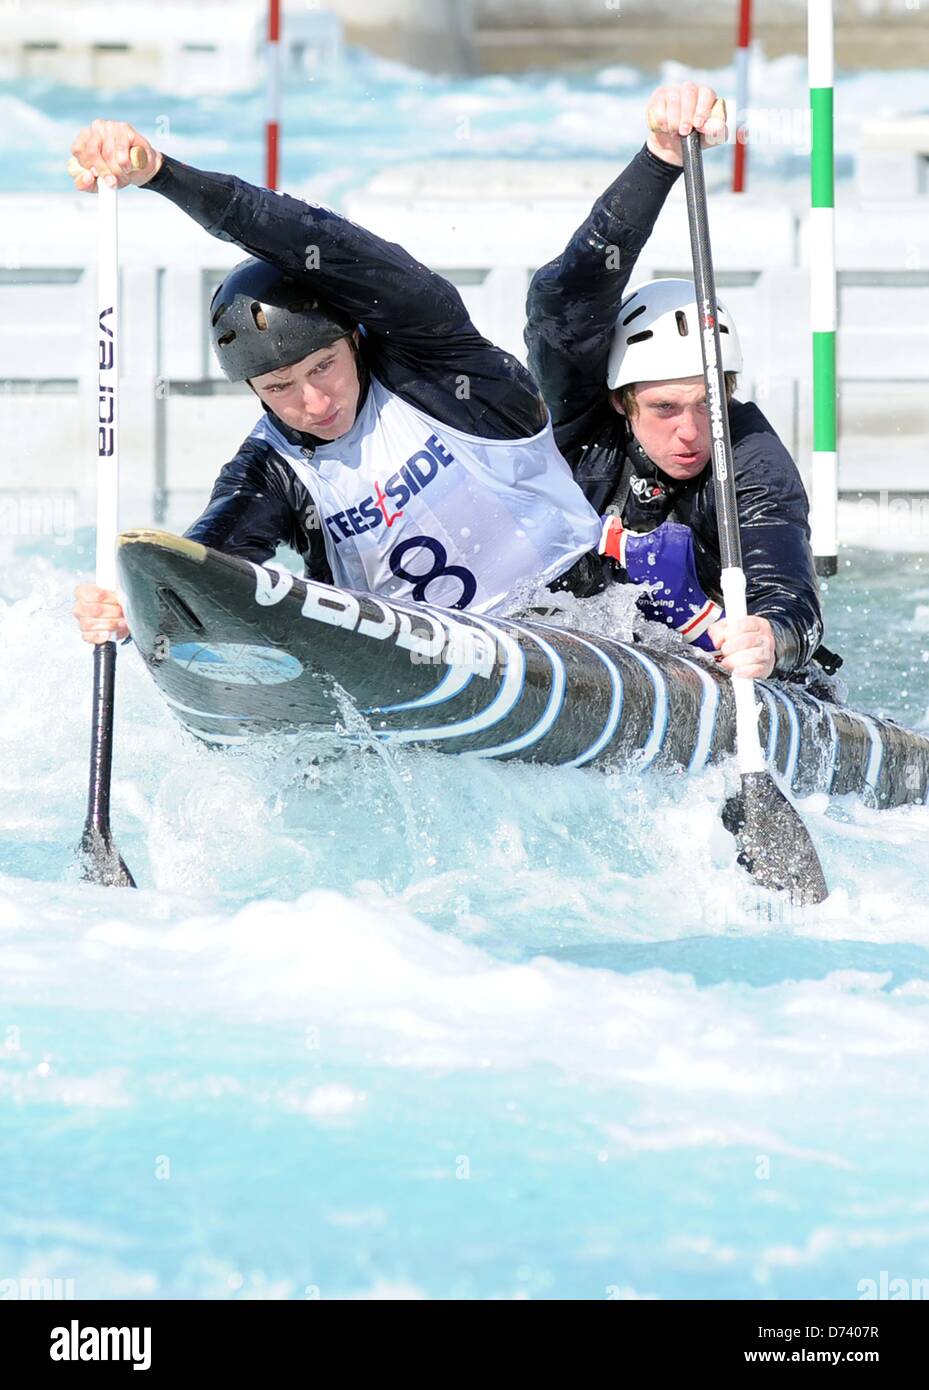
249 376 599 613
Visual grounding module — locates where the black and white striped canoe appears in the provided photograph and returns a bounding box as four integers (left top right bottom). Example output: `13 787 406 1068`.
117 530 929 810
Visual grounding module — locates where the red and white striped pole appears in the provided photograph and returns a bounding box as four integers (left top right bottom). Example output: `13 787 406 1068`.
265 0 281 189
733 0 752 192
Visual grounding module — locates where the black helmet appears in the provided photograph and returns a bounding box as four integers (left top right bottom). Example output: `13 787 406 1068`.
209 258 355 382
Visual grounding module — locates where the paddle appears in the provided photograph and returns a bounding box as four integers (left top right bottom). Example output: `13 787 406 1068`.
680 128 828 905
76 153 146 888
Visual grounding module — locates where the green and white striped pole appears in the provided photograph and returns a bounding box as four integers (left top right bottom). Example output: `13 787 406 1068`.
809 0 838 577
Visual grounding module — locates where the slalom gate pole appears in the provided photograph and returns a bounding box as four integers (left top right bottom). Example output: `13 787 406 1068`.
808 0 839 577
266 0 282 189
733 0 752 192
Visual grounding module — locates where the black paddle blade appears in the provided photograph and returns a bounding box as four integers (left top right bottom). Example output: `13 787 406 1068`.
78 640 136 888
723 772 828 905
78 825 137 888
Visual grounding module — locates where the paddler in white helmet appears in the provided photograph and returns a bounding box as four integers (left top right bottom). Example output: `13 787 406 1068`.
525 82 832 684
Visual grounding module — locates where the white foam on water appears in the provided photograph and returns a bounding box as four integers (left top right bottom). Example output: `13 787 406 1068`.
5 47 929 198
2 21 929 1284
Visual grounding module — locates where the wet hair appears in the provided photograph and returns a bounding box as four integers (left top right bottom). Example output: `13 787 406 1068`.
613 372 739 419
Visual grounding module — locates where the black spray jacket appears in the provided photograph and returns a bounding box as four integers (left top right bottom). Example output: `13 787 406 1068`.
525 144 824 676
141 155 552 582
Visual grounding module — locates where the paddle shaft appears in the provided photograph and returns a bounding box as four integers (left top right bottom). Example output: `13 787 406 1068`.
80 177 135 886
85 179 120 831
96 182 119 587
681 133 741 573
86 641 119 830
681 130 765 773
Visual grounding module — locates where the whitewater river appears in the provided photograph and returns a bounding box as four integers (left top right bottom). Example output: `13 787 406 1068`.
1 532 928 1300
5 45 929 204
2 40 929 1302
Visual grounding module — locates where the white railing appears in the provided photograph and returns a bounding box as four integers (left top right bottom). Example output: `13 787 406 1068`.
1 169 928 534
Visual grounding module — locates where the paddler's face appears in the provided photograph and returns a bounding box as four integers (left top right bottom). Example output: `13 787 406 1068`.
613 375 712 481
249 333 361 439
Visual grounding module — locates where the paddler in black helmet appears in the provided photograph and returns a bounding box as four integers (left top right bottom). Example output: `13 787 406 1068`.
71 119 603 644
525 81 833 685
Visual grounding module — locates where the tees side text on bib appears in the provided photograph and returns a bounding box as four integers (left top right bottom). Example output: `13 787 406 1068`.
250 376 600 613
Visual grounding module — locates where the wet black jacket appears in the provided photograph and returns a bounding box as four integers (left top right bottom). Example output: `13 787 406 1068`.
525 144 824 676
142 155 550 580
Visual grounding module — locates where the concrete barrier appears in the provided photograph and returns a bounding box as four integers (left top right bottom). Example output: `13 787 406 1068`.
857 117 929 199
0 2 343 94
3 1 928 83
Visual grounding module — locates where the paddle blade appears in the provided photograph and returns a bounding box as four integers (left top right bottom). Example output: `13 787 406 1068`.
78 641 136 888
723 772 828 905
78 825 137 889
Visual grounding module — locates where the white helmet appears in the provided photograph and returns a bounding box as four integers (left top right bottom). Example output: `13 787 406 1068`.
606 277 742 390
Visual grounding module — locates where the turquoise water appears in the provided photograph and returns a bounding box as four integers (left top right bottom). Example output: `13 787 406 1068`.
6 47 929 201
1 533 928 1299
2 42 929 1301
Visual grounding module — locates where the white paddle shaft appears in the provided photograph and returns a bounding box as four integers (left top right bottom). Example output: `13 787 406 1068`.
95 180 119 593
720 565 766 774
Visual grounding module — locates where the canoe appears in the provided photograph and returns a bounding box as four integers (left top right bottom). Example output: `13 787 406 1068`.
117 529 929 809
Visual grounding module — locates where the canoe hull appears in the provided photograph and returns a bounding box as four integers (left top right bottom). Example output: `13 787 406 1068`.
117 530 929 810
